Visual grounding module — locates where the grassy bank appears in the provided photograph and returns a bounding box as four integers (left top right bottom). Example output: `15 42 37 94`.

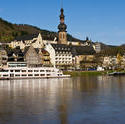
63 71 107 77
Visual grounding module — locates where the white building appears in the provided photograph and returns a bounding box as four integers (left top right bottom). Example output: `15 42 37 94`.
9 33 51 49
103 56 117 69
45 43 73 69
93 42 101 53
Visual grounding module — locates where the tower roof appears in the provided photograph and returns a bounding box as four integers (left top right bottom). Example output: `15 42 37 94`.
60 8 65 19
58 8 67 32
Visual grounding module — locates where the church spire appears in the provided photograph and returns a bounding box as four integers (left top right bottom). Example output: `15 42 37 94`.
60 8 65 23
58 7 67 44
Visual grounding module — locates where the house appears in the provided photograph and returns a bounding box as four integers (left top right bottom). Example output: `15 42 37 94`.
24 45 51 67
103 56 117 69
71 45 96 69
93 42 101 53
9 33 45 50
24 45 41 67
0 47 8 67
7 47 24 62
39 48 51 66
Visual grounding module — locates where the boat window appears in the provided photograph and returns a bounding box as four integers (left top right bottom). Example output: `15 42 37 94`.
40 74 45 76
28 70 33 72
47 74 50 76
22 74 27 76
28 74 32 76
58 74 62 76
34 74 39 76
40 70 44 72
4 70 9 72
46 70 51 72
10 70 14 72
15 75 20 77
22 70 26 72
15 70 20 72
3 75 8 77
34 70 39 72
0 70 9 72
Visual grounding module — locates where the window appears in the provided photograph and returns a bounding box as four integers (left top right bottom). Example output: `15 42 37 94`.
35 74 39 76
22 74 27 77
10 70 13 72
28 70 32 72
40 70 44 72
34 70 39 72
15 75 20 77
40 74 45 76
3 75 8 77
47 74 50 76
28 74 32 76
22 70 26 72
15 70 20 72
63 34 65 39
4 70 9 72
46 70 51 72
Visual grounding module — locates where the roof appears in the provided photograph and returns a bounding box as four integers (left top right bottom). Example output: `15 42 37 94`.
51 44 71 52
71 46 96 56
51 44 95 56
72 46 96 56
23 46 30 55
34 48 39 54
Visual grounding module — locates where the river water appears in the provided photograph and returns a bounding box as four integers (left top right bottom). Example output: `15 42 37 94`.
0 76 125 124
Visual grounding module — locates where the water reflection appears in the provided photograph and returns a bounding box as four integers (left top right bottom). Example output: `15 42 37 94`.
0 76 125 123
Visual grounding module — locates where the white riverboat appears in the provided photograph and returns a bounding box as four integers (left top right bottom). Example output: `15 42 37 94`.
0 62 70 80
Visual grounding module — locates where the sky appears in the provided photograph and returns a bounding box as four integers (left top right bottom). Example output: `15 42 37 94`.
0 0 125 45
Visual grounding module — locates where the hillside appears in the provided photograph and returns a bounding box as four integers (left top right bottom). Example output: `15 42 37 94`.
0 17 120 54
0 18 83 42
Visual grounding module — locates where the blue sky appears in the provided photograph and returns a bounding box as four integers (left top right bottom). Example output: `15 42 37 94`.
0 0 125 45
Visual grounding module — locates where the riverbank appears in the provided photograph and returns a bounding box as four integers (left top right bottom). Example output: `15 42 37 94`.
63 71 107 77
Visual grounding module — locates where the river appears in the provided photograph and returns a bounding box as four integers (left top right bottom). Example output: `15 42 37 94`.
0 76 125 124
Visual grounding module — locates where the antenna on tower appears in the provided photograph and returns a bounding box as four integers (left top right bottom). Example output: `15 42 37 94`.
61 0 63 8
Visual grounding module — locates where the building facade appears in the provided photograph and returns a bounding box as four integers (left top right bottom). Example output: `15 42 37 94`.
24 45 41 67
45 43 72 69
0 48 8 67
39 48 51 66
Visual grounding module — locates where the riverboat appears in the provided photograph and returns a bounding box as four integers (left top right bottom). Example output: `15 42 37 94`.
108 72 125 76
0 62 70 80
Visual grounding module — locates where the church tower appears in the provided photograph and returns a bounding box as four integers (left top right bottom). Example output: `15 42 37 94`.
58 8 67 44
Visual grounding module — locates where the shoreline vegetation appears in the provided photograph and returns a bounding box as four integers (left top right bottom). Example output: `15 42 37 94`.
63 71 107 77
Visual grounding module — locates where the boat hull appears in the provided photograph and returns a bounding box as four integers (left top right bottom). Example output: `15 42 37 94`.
108 72 125 76
0 75 71 80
